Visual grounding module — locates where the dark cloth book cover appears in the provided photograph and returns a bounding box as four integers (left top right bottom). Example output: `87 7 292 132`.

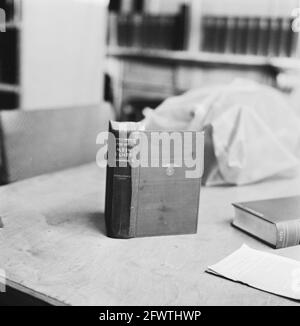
105 122 204 239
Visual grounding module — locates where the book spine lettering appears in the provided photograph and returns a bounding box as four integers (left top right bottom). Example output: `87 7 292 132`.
105 124 133 239
276 221 300 249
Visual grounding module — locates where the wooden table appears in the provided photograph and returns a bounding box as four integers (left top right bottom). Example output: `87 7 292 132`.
0 163 300 306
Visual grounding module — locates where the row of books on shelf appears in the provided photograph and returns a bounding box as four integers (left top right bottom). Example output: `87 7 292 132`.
108 7 188 51
109 14 299 57
202 16 299 57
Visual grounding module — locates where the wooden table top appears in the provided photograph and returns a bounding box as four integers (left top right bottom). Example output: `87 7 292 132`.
0 163 300 306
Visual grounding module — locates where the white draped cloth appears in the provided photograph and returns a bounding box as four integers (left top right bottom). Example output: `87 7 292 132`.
142 80 300 186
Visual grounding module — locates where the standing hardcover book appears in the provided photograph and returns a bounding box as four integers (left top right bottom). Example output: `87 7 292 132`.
232 196 300 249
105 121 204 239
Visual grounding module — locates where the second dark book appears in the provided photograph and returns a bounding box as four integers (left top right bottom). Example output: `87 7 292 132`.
233 196 300 249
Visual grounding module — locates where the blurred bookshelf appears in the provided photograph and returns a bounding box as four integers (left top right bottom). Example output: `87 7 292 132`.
0 0 107 111
108 0 300 57
106 0 300 120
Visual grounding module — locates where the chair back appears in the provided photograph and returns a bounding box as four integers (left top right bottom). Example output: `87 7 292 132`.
0 104 114 184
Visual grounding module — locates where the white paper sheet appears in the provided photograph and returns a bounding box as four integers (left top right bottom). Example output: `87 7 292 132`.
207 245 300 301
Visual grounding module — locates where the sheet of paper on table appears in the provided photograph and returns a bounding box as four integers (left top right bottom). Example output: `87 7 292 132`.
207 245 300 301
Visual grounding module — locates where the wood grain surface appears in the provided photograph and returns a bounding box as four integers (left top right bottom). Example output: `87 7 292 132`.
0 163 300 306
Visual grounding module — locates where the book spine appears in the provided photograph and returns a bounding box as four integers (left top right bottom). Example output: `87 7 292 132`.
203 15 216 52
278 18 291 57
268 17 281 57
108 12 118 48
132 13 143 49
147 15 155 49
156 15 164 50
117 15 126 47
174 8 184 50
126 14 134 48
276 221 300 249
165 16 174 50
140 14 148 48
235 17 248 54
131 0 144 49
224 16 237 54
219 16 227 54
257 17 271 56
288 18 299 57
105 123 133 239
246 17 260 55
214 16 226 53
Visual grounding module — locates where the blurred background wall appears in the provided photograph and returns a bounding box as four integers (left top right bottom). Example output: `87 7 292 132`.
0 0 108 111
106 0 300 121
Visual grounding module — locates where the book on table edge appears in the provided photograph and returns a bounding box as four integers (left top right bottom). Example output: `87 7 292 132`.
105 121 204 239
232 196 300 249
